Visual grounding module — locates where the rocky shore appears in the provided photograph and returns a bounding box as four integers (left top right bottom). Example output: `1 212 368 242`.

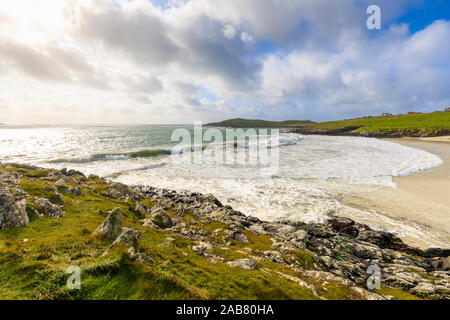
0 162 449 300
289 126 450 138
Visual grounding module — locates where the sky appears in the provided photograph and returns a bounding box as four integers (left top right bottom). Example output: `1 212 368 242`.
0 0 449 124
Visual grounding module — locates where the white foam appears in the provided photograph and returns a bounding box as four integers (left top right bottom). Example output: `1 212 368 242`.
0 127 444 247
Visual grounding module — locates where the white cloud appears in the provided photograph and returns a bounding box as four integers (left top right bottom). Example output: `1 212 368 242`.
0 0 449 124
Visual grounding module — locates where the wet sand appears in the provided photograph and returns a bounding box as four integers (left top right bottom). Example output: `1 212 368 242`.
342 137 450 249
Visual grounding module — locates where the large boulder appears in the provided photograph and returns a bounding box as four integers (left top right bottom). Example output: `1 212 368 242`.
102 227 152 266
105 183 138 201
67 186 83 197
93 208 123 240
226 258 258 270
192 241 213 257
35 198 65 218
0 186 29 229
108 227 141 251
151 207 174 229
135 202 148 217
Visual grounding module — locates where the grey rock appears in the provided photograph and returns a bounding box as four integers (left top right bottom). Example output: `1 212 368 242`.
127 248 153 265
103 227 142 256
135 202 148 217
67 186 83 196
230 231 249 243
352 243 382 259
0 190 29 229
193 241 213 257
105 182 138 201
262 250 285 263
35 198 64 218
411 282 436 296
293 229 307 241
93 208 123 240
151 208 174 229
133 252 153 265
226 258 258 270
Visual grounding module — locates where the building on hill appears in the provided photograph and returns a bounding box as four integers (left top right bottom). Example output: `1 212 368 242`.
445 107 450 112
381 113 393 117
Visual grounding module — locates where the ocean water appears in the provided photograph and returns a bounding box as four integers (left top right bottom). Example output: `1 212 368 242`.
0 125 444 245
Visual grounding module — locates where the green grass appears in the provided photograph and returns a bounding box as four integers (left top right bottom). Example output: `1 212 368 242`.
208 112 450 136
0 165 325 300
0 165 429 300
308 112 450 136
375 287 423 300
206 118 315 128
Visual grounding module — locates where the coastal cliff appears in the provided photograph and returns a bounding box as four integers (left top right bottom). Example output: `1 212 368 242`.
0 162 449 300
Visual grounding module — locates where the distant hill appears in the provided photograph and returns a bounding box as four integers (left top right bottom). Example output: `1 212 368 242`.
206 118 315 128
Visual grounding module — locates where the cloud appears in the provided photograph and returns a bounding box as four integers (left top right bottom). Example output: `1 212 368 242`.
0 0 449 124
0 37 109 89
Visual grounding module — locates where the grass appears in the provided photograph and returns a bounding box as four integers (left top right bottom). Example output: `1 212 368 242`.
206 118 315 128
0 164 428 300
208 112 450 136
307 112 450 136
0 165 323 300
375 287 423 300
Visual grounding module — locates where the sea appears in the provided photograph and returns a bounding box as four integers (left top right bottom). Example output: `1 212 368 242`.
0 124 444 246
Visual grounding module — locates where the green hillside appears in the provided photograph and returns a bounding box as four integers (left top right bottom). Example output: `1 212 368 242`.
303 112 450 137
209 112 450 137
206 118 315 128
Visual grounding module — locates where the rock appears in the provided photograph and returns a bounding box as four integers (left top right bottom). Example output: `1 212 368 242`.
203 194 223 207
226 258 258 270
411 282 436 296
193 241 213 257
135 202 148 217
262 250 285 264
127 248 153 265
0 171 22 186
133 252 153 265
35 198 64 218
102 227 142 256
43 185 56 192
306 225 335 238
93 208 123 240
357 230 406 251
67 186 83 196
0 188 29 229
61 168 85 177
230 231 249 243
141 218 158 228
423 248 450 258
352 243 382 260
350 286 385 300
151 208 174 229
440 257 450 271
328 218 360 237
293 229 307 241
53 192 64 203
105 183 138 201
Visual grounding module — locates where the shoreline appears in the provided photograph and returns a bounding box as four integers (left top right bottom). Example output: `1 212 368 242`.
341 136 450 249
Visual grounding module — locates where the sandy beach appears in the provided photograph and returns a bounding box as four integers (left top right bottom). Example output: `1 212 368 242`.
342 137 450 249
